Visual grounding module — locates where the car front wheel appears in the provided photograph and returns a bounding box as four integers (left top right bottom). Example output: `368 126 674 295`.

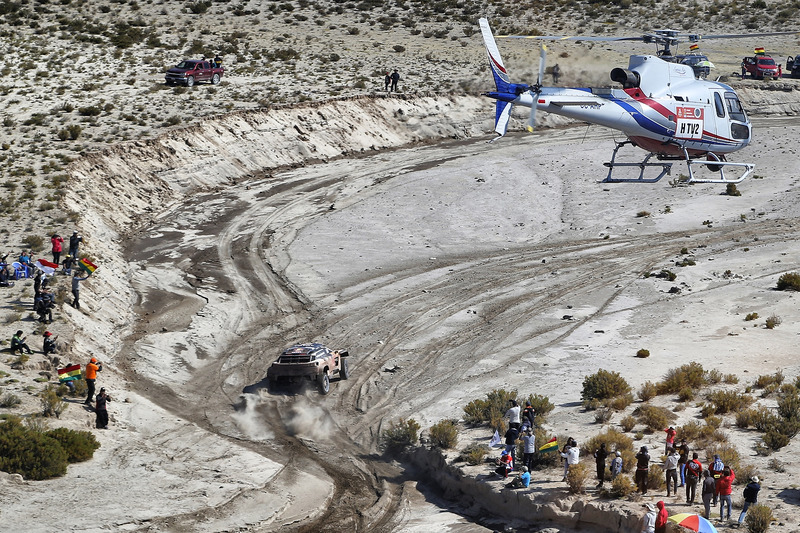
319 371 330 394
211 73 220 85
186 76 195 87
339 358 350 380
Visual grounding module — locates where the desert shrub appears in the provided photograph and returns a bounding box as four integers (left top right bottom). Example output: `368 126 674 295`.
706 390 754 414
736 409 756 428
382 418 420 451
678 387 694 402
737 463 759 486
768 458 785 472
21 234 44 251
776 390 800 422
428 419 458 449
463 389 517 426
765 315 782 329
646 463 664 490
638 381 657 402
582 370 631 402
658 362 706 394
636 210 650 218
724 374 740 384
40 386 67 418
607 473 636 498
704 415 723 430
566 461 588 493
460 444 488 465
633 405 676 433
751 407 780 432
726 183 742 196
706 369 723 384
636 348 650 358
582 428 635 473
595 408 613 423
0 393 21 408
745 312 759 321
45 427 100 462
776 272 800 291
705 444 741 472
0 418 68 480
755 371 784 389
744 504 774 533
529 428 560 468
620 415 636 432
605 393 634 411
634 431 644 440
525 394 555 423
678 420 703 443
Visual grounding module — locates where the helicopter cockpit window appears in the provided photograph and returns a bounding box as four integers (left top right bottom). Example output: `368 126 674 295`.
724 92 746 122
714 93 725 118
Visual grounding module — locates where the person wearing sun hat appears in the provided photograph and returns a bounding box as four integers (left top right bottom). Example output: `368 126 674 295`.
738 476 761 524
640 502 657 533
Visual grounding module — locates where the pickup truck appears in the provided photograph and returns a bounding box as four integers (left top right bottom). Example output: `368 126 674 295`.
267 343 350 394
165 59 224 87
741 54 781 79
786 55 800 78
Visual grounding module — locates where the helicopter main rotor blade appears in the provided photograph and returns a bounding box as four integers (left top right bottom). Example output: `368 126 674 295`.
528 43 546 133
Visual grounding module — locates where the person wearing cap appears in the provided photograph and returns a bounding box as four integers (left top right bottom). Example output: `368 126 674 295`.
611 450 623 480
62 254 75 275
84 356 102 405
640 503 657 533
494 449 513 478
738 476 761 524
68 230 82 258
521 400 536 430
42 331 57 356
635 445 650 495
95 387 111 429
709 454 725 505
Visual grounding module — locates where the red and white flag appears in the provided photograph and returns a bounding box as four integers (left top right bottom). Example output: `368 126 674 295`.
34 259 59 275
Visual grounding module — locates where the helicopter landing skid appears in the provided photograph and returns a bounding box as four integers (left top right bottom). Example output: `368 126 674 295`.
600 141 755 184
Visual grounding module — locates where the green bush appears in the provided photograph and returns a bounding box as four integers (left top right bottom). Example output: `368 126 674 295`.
21 234 44 251
462 389 516 426
525 394 555 423
646 464 664 490
606 393 634 411
765 315 782 330
638 381 657 402
755 371 784 389
457 443 487 466
582 428 635 473
620 415 636 432
45 427 100 462
776 272 800 291
566 461 588 493
0 393 21 408
706 390 754 414
40 386 67 418
636 348 650 358
382 418 420 451
744 503 774 533
657 362 706 394
607 473 636 498
582 370 631 402
704 443 741 472
726 183 742 196
707 369 723 384
633 405 676 433
678 387 695 402
428 419 458 449
0 418 68 480
745 312 759 321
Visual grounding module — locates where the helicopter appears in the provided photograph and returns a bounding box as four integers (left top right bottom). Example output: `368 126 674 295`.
479 18 798 184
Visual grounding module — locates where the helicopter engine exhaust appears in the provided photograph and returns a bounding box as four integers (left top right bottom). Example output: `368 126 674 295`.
610 68 640 89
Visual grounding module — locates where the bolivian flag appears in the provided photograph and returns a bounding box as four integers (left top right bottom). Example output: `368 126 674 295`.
689 43 699 52
539 437 558 453
58 364 82 382
754 47 765 55
79 258 98 274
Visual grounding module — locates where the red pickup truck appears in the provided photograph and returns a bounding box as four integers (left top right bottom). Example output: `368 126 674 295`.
741 54 781 79
165 59 224 87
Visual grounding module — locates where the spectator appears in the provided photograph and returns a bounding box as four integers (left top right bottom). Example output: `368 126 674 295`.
717 465 736 520
738 476 760 525
72 270 91 309
0 264 13 287
51 233 64 264
11 330 33 355
35 293 54 323
594 443 608 487
19 250 32 267
611 450 623 480
84 356 102 405
62 255 75 275
640 503 657 533
552 63 561 84
655 501 668 533
384 71 391 92
390 69 400 92
494 450 513 478
521 428 536 472
95 387 111 429
68 231 82 258
508 465 531 489
504 425 519 464
33 270 42 297
560 440 580 482
635 446 650 495
664 426 676 454
701 470 716 519
685 452 703 504
709 454 725 505
664 448 679 496
521 400 536 430
677 439 690 486
505 399 521 430
42 331 57 356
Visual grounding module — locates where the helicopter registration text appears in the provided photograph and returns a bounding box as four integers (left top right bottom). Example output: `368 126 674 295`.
675 107 704 140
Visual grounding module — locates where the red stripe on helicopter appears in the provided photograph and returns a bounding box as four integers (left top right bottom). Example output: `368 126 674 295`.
488 53 507 75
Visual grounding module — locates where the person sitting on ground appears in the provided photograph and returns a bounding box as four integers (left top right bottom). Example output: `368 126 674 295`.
0 264 13 287
62 255 75 275
508 465 531 489
494 450 513 478
43 331 57 356
11 330 33 355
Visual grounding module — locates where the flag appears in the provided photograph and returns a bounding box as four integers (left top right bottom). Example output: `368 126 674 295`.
689 43 699 51
754 47 765 54
34 259 59 275
489 429 502 447
58 364 82 382
539 436 559 453
79 258 98 274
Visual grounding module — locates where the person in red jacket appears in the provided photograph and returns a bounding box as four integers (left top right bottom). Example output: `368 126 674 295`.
716 466 736 520
51 233 64 264
655 501 668 533
664 426 676 454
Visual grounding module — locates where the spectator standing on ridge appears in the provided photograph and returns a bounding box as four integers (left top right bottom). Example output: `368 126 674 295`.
677 439 690 487
655 501 668 533
84 356 102 405
521 428 536 472
68 231 82 258
390 69 400 92
611 451 623 480
594 443 608 487
635 446 650 495
685 452 703 504
552 63 561 84
95 387 111 429
384 71 391 92
738 476 761 525
504 425 519 464
709 454 725 505
664 448 679 496
717 465 736 520
664 426 676 453
639 503 657 533
560 440 580 482
505 399 521 430
701 470 716 519
51 233 64 265
72 269 91 309
521 400 536 430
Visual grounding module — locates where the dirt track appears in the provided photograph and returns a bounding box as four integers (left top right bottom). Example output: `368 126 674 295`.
110 112 800 532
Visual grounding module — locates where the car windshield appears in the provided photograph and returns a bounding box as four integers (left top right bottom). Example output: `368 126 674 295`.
175 61 197 69
680 56 707 66
757 58 776 66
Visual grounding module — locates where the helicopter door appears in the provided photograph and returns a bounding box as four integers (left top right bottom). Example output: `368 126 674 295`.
710 90 730 141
